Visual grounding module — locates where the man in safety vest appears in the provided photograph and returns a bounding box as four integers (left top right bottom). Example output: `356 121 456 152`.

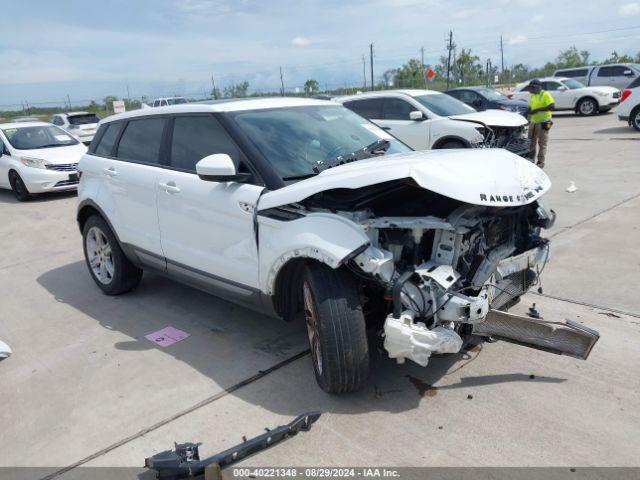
526 79 555 168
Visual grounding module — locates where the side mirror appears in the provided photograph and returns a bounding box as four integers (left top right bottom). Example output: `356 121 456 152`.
624 70 633 76
557 86 568 91
196 154 250 182
409 110 424 121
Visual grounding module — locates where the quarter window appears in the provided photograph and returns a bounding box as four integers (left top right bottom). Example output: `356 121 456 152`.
558 69 588 78
169 115 240 172
116 118 166 164
383 98 416 120
94 123 121 156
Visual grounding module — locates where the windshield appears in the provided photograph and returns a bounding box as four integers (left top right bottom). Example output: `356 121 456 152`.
68 114 100 125
477 88 507 101
2 125 79 150
167 98 187 105
561 79 586 90
232 105 410 179
414 94 476 116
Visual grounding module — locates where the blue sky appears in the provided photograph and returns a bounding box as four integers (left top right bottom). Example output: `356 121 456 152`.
1 0 639 106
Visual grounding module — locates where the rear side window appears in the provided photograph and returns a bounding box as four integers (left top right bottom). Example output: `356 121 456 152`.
557 69 588 78
169 115 240 172
597 66 629 77
343 98 383 119
383 98 416 120
94 123 120 156
116 118 166 164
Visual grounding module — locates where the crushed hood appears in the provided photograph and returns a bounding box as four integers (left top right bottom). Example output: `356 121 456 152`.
259 149 551 210
449 110 528 127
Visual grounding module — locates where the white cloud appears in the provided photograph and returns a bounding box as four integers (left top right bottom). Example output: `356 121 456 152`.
532 13 544 22
619 2 640 15
291 36 312 47
452 8 477 19
508 34 528 45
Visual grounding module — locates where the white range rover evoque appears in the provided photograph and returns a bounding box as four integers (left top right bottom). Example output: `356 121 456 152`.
77 98 599 393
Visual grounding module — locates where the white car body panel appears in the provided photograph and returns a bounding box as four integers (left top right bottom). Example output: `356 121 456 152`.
258 149 550 211
617 86 640 120
0 122 86 193
511 77 620 111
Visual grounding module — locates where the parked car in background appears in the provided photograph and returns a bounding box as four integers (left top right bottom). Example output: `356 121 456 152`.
50 112 100 145
553 64 640 90
76 98 590 394
444 86 529 115
510 77 620 115
12 116 42 123
152 97 188 107
0 122 86 200
337 90 530 158
617 75 640 131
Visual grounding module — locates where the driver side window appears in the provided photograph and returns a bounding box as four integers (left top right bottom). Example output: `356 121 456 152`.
543 81 562 91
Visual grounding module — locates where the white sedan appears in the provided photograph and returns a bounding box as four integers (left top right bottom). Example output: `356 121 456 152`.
0 122 87 201
510 77 620 115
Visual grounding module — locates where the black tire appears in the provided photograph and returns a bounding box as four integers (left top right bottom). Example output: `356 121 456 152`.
631 106 640 132
82 215 142 295
438 140 466 149
9 171 32 201
301 263 369 393
576 97 597 116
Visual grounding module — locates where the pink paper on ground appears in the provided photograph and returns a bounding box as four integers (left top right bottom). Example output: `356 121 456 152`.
145 326 191 347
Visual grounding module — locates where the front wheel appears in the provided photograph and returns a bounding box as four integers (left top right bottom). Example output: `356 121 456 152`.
302 263 369 393
82 215 142 295
576 98 597 116
9 172 31 201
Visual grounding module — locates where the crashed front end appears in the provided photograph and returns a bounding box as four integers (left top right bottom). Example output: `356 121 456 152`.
350 200 554 366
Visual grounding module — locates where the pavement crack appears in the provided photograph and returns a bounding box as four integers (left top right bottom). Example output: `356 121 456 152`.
531 292 640 319
550 192 640 239
39 349 310 480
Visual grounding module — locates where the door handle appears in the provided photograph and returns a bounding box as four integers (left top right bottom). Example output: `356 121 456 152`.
158 182 181 194
103 167 117 177
381 126 391 130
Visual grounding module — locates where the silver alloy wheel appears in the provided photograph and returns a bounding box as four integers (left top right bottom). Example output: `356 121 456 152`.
86 226 114 285
579 99 595 115
634 110 640 129
302 280 323 375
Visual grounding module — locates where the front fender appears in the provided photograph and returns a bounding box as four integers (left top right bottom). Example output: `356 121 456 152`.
258 212 369 295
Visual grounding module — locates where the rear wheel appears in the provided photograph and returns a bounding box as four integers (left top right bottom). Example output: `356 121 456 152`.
9 172 31 201
82 215 142 295
631 106 640 132
302 263 369 393
576 98 597 116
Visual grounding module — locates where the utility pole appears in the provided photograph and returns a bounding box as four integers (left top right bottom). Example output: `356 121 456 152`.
279 67 285 96
369 43 374 91
66 94 72 110
126 85 131 103
446 31 454 89
499 35 505 83
486 59 492 87
362 55 367 89
420 46 426 88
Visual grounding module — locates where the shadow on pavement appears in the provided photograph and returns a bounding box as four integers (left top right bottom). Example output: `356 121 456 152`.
593 126 637 135
37 260 566 417
0 188 76 204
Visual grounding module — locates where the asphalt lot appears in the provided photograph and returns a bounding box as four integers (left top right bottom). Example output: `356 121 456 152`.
1 111 639 474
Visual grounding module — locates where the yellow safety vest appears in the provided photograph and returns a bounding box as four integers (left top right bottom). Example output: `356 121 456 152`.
530 91 554 123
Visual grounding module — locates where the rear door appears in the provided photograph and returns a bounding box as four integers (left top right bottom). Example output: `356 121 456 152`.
156 114 264 293
591 66 634 89
97 117 167 266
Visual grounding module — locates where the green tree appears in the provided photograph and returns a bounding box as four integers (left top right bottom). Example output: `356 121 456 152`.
223 81 249 98
454 48 482 85
555 46 590 68
387 59 425 88
304 79 319 95
601 51 637 64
